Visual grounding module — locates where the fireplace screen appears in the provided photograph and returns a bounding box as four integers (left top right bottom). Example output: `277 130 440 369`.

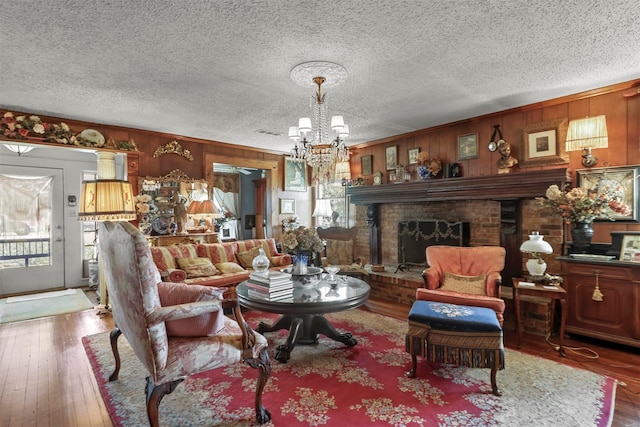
397 220 470 267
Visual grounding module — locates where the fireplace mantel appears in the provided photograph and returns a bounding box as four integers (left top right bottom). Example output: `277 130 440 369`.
347 168 571 205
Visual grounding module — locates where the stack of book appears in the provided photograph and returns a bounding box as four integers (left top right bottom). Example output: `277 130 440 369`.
246 270 294 301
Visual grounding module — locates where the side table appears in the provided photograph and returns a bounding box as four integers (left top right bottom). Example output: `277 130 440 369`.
512 278 567 356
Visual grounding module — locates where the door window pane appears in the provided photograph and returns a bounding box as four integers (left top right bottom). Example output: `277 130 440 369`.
0 174 53 268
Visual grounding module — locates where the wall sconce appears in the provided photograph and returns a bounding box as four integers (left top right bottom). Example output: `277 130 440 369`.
520 231 553 277
565 115 608 168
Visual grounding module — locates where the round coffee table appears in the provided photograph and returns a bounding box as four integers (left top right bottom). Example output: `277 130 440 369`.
236 276 370 362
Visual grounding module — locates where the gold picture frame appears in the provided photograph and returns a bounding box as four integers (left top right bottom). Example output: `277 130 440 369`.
280 199 295 214
284 158 307 192
385 146 398 170
458 133 478 160
407 148 420 165
361 155 372 175
577 166 639 222
520 118 569 167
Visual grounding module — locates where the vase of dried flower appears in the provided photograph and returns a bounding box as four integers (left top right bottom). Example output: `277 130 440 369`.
571 222 594 254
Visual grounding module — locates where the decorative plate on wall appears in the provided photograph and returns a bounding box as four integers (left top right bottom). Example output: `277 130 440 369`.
79 129 105 147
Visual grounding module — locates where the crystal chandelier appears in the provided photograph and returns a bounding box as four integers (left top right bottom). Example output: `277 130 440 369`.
288 62 350 177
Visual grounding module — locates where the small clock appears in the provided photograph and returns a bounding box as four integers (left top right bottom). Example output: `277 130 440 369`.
373 171 383 185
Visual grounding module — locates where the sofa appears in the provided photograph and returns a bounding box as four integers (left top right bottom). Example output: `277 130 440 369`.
149 238 292 290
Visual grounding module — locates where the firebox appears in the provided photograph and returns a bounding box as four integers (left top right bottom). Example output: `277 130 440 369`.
397 220 470 270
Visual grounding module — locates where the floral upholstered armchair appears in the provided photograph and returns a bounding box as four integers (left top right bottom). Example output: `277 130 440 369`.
316 227 367 277
418 245 506 326
99 221 271 426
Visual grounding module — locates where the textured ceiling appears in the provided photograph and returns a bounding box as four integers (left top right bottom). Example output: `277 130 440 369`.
1 1 639 154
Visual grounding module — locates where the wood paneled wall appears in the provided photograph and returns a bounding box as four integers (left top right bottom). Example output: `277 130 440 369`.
350 79 640 242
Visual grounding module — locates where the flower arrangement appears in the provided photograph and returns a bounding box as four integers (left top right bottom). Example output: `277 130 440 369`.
1 110 137 150
282 226 324 253
416 151 442 176
538 183 631 224
134 194 152 215
2 112 76 144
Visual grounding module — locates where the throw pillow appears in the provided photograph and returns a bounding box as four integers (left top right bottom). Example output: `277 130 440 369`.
325 239 354 265
176 257 218 278
235 247 262 269
157 282 225 337
215 261 246 274
441 272 487 295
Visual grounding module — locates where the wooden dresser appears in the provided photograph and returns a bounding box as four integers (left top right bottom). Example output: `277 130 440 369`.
559 256 640 348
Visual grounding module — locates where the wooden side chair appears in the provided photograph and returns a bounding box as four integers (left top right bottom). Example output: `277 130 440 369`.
99 221 271 426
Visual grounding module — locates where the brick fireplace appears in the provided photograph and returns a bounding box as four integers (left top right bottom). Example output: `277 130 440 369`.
347 169 571 336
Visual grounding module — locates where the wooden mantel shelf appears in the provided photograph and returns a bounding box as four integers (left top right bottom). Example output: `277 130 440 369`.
347 168 572 205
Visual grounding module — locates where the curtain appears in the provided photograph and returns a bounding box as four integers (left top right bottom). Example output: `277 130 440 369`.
213 173 241 238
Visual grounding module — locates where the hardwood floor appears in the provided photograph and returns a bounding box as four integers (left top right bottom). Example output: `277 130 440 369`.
0 294 638 426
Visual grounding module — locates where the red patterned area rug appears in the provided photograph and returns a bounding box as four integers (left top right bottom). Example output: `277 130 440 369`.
83 309 616 427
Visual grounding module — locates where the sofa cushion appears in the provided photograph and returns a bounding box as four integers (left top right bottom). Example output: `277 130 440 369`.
215 261 246 274
176 257 218 278
441 272 487 295
236 247 262 269
150 244 199 271
157 282 225 337
197 242 238 264
325 239 354 265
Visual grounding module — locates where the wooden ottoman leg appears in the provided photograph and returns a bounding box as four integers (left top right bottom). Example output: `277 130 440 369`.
406 353 418 378
490 367 502 396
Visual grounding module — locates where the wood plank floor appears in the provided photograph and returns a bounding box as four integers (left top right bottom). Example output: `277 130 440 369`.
0 294 638 426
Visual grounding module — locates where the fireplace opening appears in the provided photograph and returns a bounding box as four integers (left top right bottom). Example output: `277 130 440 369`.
397 220 470 270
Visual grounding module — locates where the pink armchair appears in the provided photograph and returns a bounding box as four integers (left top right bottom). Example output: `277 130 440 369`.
417 245 506 326
99 221 271 426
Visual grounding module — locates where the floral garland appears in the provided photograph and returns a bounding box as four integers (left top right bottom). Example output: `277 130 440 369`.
1 111 137 150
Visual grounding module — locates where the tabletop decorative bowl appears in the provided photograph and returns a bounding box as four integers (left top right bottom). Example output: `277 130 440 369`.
282 266 323 288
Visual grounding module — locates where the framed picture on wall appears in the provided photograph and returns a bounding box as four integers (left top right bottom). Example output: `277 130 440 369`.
280 199 295 214
577 166 639 222
520 118 569 167
458 133 478 160
284 158 307 191
408 148 420 165
361 155 372 175
385 146 398 170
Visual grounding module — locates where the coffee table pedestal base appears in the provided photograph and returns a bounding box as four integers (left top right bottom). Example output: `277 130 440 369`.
257 314 358 363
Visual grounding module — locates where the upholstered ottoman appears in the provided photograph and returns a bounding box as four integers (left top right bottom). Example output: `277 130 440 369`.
405 301 505 396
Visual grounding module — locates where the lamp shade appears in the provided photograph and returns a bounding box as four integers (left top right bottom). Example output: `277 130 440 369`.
186 200 202 214
298 117 312 133
288 126 300 140
520 231 553 276
330 115 344 130
334 160 352 181
312 199 332 217
565 115 608 151
520 231 553 254
195 200 220 217
78 180 136 221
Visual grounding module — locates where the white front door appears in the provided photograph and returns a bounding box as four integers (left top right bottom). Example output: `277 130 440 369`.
0 166 65 295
